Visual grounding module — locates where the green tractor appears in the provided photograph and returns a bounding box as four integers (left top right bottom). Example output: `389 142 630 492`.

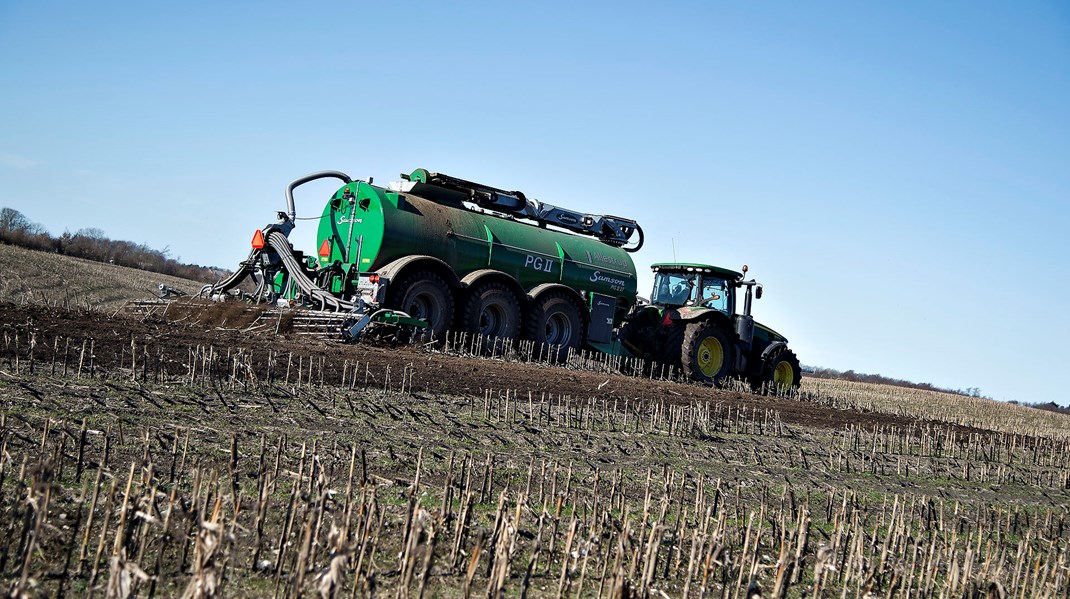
619 263 801 391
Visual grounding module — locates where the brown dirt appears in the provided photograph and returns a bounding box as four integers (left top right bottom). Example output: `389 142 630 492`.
0 301 957 435
2 301 1065 597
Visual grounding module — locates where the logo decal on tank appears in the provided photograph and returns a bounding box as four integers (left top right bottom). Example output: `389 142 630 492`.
590 271 627 289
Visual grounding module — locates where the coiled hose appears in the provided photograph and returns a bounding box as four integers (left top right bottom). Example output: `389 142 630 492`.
266 230 354 312
200 248 259 297
200 231 353 312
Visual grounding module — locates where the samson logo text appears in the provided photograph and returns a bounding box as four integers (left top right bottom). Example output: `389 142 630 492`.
590 271 627 291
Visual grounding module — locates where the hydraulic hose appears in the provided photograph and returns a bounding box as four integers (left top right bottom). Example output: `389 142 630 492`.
625 223 645 253
266 230 354 312
200 230 355 311
251 272 267 303
201 169 354 304
286 171 353 221
201 248 260 297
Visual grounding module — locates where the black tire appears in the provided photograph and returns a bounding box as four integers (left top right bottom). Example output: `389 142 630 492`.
752 348 801 394
387 270 454 342
461 281 522 352
680 321 736 386
644 324 684 379
523 291 585 362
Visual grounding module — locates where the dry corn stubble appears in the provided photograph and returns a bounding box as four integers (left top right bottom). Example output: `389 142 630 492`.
0 303 1068 596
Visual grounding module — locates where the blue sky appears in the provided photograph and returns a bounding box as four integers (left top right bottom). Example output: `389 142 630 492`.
1 1 1068 404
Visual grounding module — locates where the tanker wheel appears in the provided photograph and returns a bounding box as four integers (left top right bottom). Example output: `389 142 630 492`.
681 321 735 386
462 281 521 352
388 270 454 343
752 348 801 394
523 291 585 363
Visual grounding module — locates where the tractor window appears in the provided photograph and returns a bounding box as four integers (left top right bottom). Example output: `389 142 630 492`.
700 277 731 314
651 272 697 306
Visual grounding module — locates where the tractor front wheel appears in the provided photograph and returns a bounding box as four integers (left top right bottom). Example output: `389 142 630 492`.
387 270 454 342
753 348 801 394
681 322 735 386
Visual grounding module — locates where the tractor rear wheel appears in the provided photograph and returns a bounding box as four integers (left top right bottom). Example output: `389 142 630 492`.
387 270 454 342
462 281 521 352
753 348 801 394
524 291 585 362
649 324 685 378
681 321 735 386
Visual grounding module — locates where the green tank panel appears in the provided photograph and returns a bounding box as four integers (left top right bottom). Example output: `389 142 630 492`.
315 180 637 305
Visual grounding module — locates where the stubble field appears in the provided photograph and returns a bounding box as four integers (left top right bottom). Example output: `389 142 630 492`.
0 243 1068 597
0 298 1067 598
0 243 204 311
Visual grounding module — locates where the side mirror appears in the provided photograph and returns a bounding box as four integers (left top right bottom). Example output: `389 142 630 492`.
755 285 763 300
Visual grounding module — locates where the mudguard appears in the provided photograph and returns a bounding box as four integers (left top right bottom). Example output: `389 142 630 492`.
374 255 462 289
460 269 527 301
761 341 788 360
526 282 585 309
673 306 718 321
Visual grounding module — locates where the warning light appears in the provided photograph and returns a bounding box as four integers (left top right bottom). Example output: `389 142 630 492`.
318 239 331 257
368 274 380 284
251 230 265 249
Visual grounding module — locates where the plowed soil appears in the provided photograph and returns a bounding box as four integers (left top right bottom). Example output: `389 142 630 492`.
3 300 1065 598
1 301 945 434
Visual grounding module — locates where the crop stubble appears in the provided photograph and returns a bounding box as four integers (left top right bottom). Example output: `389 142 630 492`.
0 303 1067 597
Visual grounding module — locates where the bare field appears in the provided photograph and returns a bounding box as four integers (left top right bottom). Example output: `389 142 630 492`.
0 243 207 310
0 303 1068 597
798 378 1070 441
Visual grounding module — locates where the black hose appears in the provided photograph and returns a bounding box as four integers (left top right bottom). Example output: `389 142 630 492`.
285 171 353 221
200 248 260 297
625 223 645 253
200 220 354 311
267 230 353 311
252 273 266 303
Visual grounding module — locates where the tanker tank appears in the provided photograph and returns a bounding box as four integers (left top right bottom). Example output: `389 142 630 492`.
314 178 638 308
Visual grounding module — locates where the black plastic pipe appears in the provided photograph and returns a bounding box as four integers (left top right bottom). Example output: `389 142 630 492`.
285 171 353 221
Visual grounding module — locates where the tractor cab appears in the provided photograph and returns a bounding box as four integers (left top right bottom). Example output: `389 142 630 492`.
650 263 742 316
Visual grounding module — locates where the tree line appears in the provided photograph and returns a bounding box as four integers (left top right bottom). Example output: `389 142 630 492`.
0 206 225 282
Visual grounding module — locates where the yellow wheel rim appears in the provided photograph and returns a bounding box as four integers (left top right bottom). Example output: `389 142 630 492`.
697 337 724 377
773 361 794 388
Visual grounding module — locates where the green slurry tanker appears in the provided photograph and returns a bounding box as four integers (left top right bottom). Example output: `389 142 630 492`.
204 168 800 390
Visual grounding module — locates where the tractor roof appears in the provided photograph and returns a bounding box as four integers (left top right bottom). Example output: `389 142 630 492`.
651 263 743 280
